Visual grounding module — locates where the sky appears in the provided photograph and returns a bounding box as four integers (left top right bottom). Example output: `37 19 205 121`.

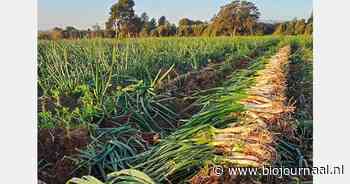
38 0 313 31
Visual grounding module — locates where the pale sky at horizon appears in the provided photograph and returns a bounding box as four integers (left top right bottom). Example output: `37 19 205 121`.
38 0 313 31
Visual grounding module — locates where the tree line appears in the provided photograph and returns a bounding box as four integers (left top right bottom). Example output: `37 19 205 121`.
39 0 313 40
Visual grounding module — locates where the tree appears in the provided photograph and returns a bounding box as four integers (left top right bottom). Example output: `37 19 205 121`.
154 23 176 37
305 13 313 35
149 18 157 30
140 17 157 37
139 13 151 37
179 18 192 27
272 17 312 36
90 24 104 38
38 31 50 40
158 25 170 37
65 26 77 32
178 18 193 36
104 29 116 38
105 19 116 37
294 19 306 35
106 0 141 37
256 22 276 35
177 26 193 37
304 23 313 35
158 16 167 26
178 18 204 27
273 23 287 35
177 18 206 36
192 24 208 36
50 27 63 40
63 26 80 39
285 19 297 35
307 13 313 24
210 0 260 36
149 29 159 37
140 12 149 24
120 16 143 37
193 20 204 25
169 24 177 36
92 24 101 31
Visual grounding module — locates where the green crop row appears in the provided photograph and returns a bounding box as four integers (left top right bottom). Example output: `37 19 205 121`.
38 37 281 130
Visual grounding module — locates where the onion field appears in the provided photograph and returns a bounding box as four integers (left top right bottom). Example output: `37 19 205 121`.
38 36 313 184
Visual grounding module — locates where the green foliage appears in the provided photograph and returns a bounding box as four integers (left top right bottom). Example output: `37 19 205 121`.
38 111 55 129
157 24 175 37
38 2 312 40
209 0 260 36
304 23 313 35
192 24 209 36
106 0 142 37
177 22 208 37
139 18 157 37
178 18 192 27
37 84 102 128
177 25 193 37
178 18 204 27
273 16 313 36
157 16 167 26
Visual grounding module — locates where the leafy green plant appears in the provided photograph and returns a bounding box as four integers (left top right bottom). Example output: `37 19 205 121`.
38 111 55 129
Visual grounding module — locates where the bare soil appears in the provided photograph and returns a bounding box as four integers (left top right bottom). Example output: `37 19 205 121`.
38 127 90 183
